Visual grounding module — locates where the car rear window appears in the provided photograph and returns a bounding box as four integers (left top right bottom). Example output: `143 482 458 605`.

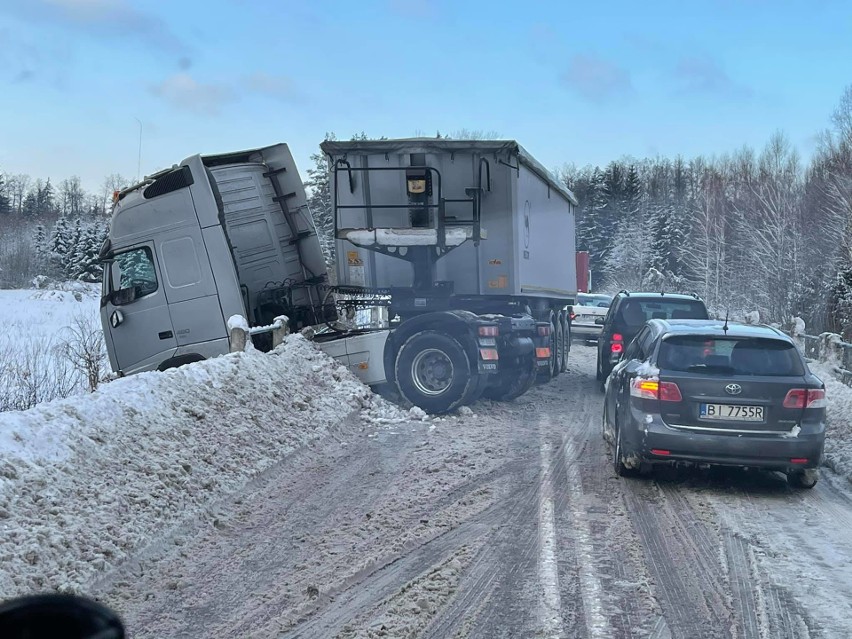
577 295 612 308
614 298 708 329
657 336 805 376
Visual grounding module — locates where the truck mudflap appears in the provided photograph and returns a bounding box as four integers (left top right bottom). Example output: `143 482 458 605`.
533 321 553 368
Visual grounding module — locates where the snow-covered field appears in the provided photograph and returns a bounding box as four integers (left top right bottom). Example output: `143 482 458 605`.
0 284 103 411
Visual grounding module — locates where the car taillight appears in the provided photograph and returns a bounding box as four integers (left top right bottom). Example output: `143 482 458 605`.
630 378 681 402
784 388 826 409
569 311 576 321
479 325 499 337
659 381 683 402
537 325 551 337
610 332 623 354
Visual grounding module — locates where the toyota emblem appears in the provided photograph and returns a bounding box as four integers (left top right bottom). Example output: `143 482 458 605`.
725 383 742 395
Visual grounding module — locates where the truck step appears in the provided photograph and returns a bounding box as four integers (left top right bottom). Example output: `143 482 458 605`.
288 230 314 245
273 192 297 203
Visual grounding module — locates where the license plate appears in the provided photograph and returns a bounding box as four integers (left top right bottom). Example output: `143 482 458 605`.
700 403 764 421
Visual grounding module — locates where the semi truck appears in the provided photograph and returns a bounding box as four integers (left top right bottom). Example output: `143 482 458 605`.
99 140 578 413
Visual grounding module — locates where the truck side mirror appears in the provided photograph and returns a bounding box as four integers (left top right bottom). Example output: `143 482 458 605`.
110 286 138 306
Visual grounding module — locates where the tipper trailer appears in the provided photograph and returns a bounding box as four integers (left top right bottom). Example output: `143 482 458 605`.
99 140 578 413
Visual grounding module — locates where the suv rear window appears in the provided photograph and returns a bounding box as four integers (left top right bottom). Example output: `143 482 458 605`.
658 336 804 376
614 298 707 330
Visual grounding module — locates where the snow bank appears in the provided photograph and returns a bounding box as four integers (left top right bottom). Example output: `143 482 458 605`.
810 361 852 480
0 335 397 596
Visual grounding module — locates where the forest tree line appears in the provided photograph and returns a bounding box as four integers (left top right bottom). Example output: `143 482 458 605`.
3 99 852 338
560 86 852 337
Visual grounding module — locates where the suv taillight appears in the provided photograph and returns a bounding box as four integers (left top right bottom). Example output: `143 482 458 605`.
611 332 623 354
783 388 827 409
630 378 682 402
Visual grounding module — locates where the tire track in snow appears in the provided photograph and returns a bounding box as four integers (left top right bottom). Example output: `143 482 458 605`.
538 439 564 638
560 434 611 638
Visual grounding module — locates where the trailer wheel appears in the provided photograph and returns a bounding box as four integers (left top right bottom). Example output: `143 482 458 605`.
483 357 537 401
538 311 558 382
395 331 474 414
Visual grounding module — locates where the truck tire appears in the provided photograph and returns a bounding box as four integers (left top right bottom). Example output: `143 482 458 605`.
483 358 537 401
538 311 558 382
157 354 205 371
395 331 474 414
559 310 570 373
463 372 489 405
553 317 564 379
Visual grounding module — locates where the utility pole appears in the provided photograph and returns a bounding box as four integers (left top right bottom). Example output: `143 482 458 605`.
134 117 143 181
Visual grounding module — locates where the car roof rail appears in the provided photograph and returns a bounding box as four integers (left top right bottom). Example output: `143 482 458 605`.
617 289 630 297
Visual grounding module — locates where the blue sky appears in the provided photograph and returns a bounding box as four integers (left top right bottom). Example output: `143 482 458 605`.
1 0 850 193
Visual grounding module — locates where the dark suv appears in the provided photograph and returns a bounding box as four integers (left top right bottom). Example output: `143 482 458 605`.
602 319 825 488
596 292 709 384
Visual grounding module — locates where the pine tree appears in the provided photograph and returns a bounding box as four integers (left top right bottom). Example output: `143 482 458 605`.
22 190 38 218
37 178 56 217
65 216 84 279
32 223 49 276
304 132 336 265
74 223 107 282
48 215 77 278
0 173 11 215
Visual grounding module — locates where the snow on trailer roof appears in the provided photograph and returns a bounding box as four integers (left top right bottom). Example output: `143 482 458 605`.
320 138 579 206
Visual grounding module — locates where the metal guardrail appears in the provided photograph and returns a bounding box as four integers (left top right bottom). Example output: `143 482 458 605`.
795 332 852 387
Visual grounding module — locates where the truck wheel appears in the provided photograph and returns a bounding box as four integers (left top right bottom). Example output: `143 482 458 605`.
463 373 489 405
483 359 537 401
395 331 474 415
538 311 558 382
559 310 570 373
553 316 564 379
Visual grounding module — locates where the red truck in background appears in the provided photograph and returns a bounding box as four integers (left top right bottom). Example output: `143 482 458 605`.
576 251 590 293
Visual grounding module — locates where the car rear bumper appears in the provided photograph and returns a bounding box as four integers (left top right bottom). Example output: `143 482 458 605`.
621 409 825 471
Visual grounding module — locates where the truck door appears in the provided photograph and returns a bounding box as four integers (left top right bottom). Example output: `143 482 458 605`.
155 226 227 350
102 244 177 373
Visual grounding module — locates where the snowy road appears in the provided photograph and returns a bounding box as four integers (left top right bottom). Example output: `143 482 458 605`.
96 345 852 638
